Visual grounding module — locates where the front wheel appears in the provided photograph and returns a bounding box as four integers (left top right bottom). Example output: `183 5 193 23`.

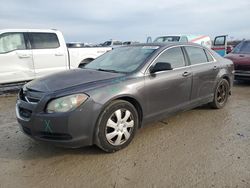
210 79 230 109
96 100 139 152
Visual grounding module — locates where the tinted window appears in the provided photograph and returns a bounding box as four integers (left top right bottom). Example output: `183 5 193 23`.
0 33 26 53
154 36 180 42
205 50 214 62
85 46 158 73
232 41 250 54
185 46 208 65
29 33 59 49
156 47 185 69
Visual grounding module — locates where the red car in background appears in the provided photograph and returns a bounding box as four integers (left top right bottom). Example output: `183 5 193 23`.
225 40 250 80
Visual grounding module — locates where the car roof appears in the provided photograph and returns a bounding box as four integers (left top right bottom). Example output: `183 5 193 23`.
129 42 204 48
0 29 59 34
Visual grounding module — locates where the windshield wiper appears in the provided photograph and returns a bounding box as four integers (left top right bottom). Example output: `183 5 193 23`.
97 68 124 73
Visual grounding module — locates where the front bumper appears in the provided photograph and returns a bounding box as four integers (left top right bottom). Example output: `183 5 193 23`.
234 70 250 80
16 94 102 148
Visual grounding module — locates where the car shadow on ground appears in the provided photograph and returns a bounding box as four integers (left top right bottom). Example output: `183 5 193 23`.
0 130 106 161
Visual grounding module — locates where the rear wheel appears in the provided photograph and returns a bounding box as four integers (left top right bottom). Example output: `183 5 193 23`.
210 79 230 109
96 100 139 152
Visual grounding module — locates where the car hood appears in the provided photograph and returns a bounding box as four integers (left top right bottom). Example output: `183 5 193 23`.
225 53 250 64
225 53 250 71
25 69 124 92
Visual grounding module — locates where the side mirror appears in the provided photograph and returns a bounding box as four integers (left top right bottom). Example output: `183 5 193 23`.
149 62 172 74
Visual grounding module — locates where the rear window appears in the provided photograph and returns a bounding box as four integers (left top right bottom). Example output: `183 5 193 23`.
232 41 250 54
185 46 208 65
29 33 60 49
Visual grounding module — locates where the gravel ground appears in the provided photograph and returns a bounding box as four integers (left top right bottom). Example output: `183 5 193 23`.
0 81 249 188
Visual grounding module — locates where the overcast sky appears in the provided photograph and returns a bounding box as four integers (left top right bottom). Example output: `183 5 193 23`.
0 0 249 43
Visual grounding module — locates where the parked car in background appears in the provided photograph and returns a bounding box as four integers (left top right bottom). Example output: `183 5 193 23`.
101 40 123 48
150 34 229 57
0 29 111 85
225 40 250 80
153 35 212 48
67 42 99 48
122 41 139 45
16 43 234 152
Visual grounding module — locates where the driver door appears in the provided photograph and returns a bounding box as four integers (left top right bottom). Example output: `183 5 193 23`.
212 35 227 56
144 46 192 120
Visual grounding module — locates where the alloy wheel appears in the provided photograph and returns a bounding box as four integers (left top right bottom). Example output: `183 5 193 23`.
216 82 227 104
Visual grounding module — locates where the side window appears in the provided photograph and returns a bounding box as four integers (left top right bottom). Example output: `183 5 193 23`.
0 33 26 53
113 41 122 45
214 36 226 46
180 36 188 42
185 46 208 65
29 33 60 49
156 47 185 69
205 50 214 62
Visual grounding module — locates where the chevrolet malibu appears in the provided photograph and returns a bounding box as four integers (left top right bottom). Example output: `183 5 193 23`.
16 43 234 152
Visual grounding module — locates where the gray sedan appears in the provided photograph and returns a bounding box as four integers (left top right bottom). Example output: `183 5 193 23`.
16 43 234 152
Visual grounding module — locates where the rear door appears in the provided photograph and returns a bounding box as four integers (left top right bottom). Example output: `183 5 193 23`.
184 46 219 102
144 46 192 119
0 32 34 84
29 32 68 78
212 35 227 56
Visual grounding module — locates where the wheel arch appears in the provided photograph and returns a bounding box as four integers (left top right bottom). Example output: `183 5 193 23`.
78 58 94 67
92 95 144 146
221 75 230 84
115 96 143 128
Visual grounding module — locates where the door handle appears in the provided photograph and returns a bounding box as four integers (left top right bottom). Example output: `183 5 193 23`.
239 55 245 58
55 53 64 56
17 53 31 58
182 72 191 77
213 66 217 70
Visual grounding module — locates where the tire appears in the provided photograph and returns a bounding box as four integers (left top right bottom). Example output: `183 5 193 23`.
210 79 230 109
96 100 139 153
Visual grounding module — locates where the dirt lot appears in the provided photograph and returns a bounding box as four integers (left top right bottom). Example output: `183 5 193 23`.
0 82 249 188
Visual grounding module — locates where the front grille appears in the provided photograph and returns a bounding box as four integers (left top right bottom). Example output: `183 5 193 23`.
39 132 72 140
19 88 43 104
19 107 32 119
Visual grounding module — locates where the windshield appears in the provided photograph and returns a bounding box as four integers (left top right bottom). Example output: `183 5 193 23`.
102 41 112 46
232 41 250 54
154 36 181 43
84 46 158 73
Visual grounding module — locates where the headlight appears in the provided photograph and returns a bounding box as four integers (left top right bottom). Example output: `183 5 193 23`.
46 94 88 113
